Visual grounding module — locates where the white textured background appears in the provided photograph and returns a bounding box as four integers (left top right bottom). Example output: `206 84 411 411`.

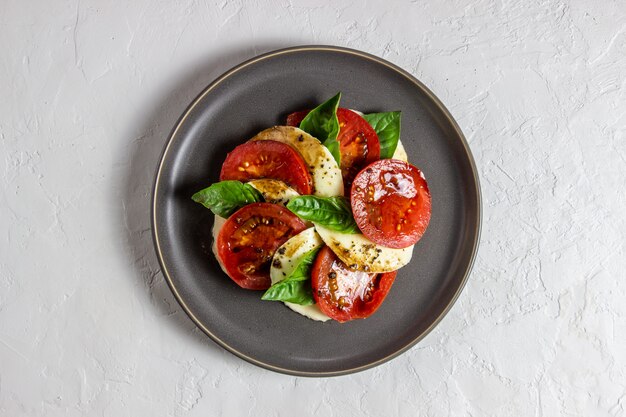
1 0 625 415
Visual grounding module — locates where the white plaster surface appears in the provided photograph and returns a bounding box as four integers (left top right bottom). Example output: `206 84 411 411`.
1 0 625 415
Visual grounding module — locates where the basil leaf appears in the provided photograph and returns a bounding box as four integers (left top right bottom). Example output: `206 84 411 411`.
363 111 401 159
191 180 263 217
285 246 321 282
262 280 314 305
287 196 359 233
261 247 321 305
299 92 341 165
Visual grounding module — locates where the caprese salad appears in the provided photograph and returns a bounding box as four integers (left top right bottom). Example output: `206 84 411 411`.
192 93 431 323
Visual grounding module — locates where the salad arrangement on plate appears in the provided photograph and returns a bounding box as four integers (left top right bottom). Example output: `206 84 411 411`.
192 93 431 323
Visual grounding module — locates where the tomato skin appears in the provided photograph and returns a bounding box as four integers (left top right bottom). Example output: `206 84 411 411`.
286 110 309 127
220 140 312 195
217 203 307 290
311 246 397 322
286 108 380 192
351 159 431 249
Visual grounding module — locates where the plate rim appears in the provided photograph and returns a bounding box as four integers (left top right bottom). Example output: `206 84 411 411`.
151 45 482 377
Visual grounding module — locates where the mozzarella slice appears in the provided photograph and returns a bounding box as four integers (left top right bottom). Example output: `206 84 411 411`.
392 140 408 161
270 227 330 322
247 179 299 206
211 215 228 275
251 126 344 197
314 224 413 273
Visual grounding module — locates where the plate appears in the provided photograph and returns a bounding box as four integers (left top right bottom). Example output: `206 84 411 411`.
152 46 481 376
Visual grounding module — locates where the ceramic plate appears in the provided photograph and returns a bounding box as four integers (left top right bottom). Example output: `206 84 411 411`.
152 45 481 376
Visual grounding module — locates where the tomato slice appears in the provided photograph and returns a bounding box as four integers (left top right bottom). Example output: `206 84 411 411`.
220 140 312 195
286 108 380 192
217 203 307 290
311 246 396 322
351 159 431 249
336 108 380 191
286 110 309 127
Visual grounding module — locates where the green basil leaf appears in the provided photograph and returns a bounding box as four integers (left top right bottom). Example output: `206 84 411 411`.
286 246 321 282
363 111 401 159
191 180 263 217
286 196 359 233
299 92 341 165
261 247 321 305
261 280 314 305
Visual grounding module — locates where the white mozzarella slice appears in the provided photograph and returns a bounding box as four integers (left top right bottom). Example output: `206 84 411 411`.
270 228 323 284
251 126 344 197
247 179 299 206
211 215 229 275
314 224 413 273
285 300 332 322
392 140 408 161
270 227 330 322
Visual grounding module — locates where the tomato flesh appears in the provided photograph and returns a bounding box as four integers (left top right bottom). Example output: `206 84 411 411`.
351 159 431 249
312 246 396 322
286 108 380 192
217 203 307 290
220 140 312 195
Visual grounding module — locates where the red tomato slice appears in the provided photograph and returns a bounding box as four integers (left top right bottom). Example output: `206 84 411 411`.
351 159 431 249
220 140 312 195
217 203 307 290
311 246 396 322
286 108 380 192
336 108 380 191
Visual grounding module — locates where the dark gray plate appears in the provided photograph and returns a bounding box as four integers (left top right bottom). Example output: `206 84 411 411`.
152 46 481 376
